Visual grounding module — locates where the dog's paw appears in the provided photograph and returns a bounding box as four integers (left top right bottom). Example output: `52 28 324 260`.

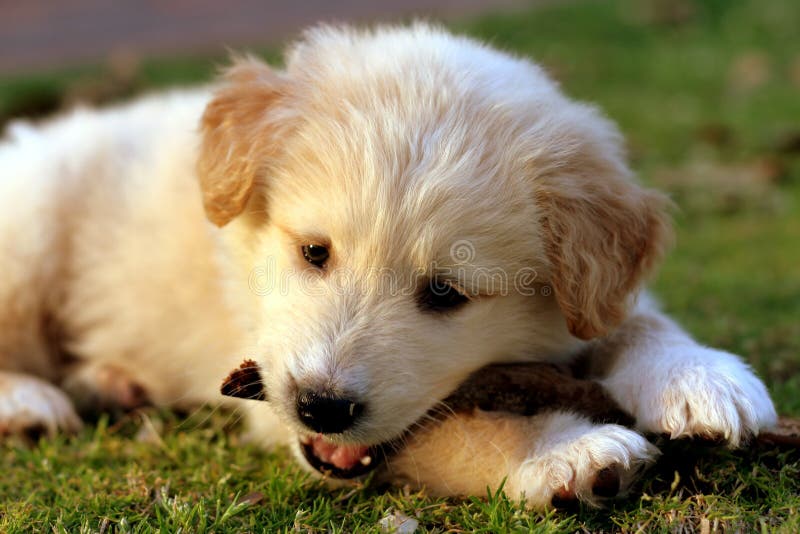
61 362 150 416
509 417 658 509
0 371 82 437
633 348 777 447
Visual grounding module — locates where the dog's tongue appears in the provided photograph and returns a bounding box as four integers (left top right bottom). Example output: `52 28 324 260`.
310 434 370 470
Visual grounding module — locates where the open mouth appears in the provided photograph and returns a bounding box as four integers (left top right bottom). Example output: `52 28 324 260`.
299 434 387 479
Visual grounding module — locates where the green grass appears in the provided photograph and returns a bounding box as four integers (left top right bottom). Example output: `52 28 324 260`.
2 0 799 531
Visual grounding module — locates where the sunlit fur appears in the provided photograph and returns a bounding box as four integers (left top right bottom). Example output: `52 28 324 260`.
0 23 776 507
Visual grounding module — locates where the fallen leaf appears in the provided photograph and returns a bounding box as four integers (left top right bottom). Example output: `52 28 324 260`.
238 491 265 506
379 510 419 534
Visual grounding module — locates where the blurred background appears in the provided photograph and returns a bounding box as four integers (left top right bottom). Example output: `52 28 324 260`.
1 0 527 72
0 0 525 126
1 0 798 413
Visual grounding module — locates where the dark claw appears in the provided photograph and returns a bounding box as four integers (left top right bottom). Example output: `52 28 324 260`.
551 488 578 509
22 423 48 443
126 382 150 409
592 466 621 498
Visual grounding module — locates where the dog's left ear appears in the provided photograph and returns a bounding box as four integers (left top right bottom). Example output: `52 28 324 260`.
533 112 673 340
198 57 289 227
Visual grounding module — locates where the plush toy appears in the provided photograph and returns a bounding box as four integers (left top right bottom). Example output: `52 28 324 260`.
220 359 798 447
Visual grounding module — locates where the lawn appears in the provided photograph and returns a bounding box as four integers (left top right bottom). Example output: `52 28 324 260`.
1 0 799 531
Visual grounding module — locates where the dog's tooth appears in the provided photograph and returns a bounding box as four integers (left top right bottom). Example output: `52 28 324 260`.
300 436 311 445
360 455 372 466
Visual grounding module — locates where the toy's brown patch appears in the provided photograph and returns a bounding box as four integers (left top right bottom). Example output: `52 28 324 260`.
444 363 635 426
220 359 267 401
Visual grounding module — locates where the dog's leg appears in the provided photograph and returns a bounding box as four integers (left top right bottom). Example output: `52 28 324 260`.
0 123 86 436
385 410 657 509
594 295 777 446
0 269 79 437
0 371 82 436
0 325 81 436
60 362 150 417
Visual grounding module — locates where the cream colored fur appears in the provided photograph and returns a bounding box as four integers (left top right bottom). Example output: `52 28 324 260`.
0 24 776 507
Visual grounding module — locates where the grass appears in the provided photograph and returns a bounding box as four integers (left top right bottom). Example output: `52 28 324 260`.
1 0 799 531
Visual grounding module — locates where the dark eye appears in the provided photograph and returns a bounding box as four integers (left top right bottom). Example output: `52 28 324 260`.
418 278 470 312
301 244 329 268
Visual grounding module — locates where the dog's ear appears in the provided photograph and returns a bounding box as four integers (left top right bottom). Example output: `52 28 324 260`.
533 116 673 340
198 57 288 227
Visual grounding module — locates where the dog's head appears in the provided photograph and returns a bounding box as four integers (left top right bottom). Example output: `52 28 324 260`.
198 24 671 478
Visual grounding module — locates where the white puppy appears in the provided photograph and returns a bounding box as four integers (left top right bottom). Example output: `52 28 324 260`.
0 24 776 508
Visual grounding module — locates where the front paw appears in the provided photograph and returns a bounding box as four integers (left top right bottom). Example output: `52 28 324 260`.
634 348 777 447
509 415 658 509
0 372 83 437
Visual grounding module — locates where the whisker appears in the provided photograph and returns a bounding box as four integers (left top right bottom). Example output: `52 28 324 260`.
220 378 267 401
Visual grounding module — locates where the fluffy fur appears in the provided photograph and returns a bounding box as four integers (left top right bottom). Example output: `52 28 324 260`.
0 24 776 507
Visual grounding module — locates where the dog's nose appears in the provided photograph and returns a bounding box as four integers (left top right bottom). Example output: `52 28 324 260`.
296 389 364 434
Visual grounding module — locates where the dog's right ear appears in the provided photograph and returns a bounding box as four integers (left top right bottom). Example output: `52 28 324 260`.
198 57 288 227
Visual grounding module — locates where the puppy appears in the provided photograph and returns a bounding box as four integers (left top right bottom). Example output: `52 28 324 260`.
0 24 776 508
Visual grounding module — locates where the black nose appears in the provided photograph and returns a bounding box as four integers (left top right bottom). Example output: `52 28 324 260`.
296 390 364 434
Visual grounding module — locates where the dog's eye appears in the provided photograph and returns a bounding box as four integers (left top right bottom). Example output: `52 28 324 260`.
302 244 329 268
419 278 469 312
